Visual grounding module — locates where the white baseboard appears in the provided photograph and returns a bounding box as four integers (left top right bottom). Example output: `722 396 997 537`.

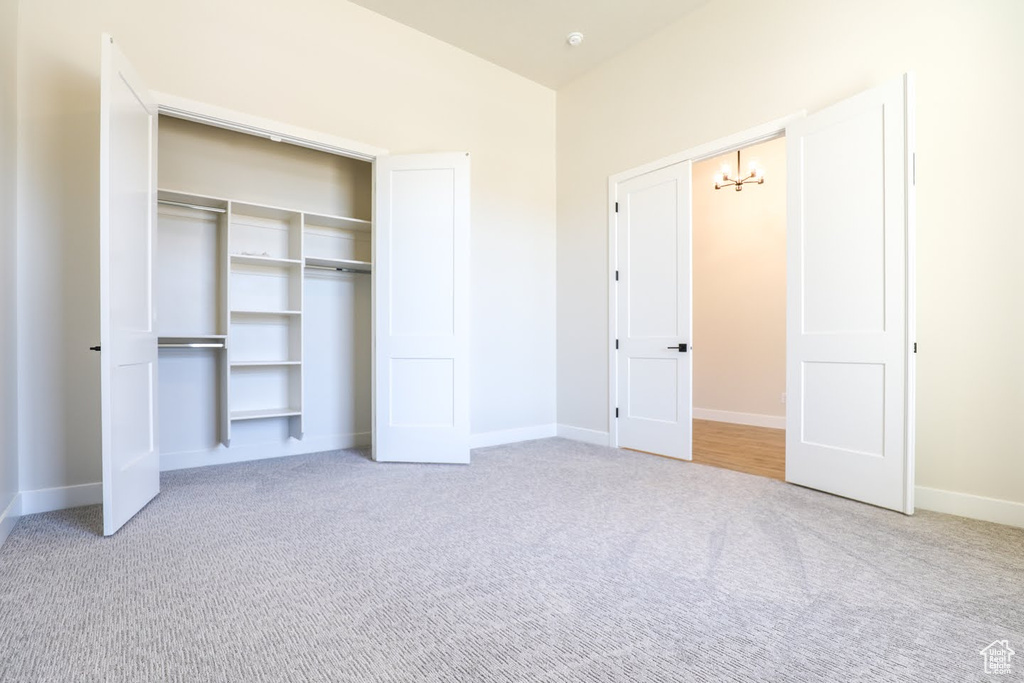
556 424 611 447
0 493 19 548
693 408 786 430
916 486 1024 529
160 433 372 471
470 424 557 449
19 483 102 516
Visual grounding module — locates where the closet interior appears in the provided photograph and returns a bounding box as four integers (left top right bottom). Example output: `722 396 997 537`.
155 116 373 469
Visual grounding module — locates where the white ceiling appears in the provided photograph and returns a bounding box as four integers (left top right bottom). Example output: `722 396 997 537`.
348 0 713 89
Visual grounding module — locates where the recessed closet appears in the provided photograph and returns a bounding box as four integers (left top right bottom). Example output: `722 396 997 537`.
100 34 470 535
154 118 373 470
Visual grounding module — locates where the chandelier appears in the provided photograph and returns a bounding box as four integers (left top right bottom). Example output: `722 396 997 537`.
714 149 765 191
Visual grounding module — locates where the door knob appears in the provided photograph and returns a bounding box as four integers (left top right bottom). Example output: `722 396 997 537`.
667 343 688 352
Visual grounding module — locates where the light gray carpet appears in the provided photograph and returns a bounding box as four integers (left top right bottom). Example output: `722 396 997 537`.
1 438 1022 682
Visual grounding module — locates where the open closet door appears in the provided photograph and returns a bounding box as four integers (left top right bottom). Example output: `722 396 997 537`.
373 153 470 463
785 74 915 513
99 34 160 535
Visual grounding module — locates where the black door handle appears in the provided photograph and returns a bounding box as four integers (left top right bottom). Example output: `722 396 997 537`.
667 343 688 352
89 346 101 352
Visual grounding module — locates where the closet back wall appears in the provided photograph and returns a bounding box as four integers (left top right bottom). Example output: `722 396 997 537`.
159 118 372 219
16 0 556 499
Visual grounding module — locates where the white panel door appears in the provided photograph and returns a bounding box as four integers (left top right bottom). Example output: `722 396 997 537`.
614 162 692 460
374 153 470 463
99 35 160 535
786 74 915 513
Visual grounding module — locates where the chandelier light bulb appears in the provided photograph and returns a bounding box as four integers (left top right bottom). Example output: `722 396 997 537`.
714 149 766 192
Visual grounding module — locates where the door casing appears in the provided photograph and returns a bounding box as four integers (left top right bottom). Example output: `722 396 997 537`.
608 113 804 451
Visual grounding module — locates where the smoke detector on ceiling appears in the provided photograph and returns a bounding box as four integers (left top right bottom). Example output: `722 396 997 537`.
566 32 584 47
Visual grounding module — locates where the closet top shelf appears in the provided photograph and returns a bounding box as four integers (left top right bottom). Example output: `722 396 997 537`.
158 188 371 231
304 212 372 232
157 190 228 213
230 254 302 267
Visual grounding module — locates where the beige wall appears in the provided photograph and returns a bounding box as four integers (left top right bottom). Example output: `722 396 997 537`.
557 0 1024 504
692 137 785 421
158 117 373 219
16 0 557 492
0 0 18 523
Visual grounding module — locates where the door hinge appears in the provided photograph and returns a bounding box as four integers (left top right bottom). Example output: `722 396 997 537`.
615 270 619 281
614 202 619 213
913 342 917 353
615 408 619 418
615 339 619 350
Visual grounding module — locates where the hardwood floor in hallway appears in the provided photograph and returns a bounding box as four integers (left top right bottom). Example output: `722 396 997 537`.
691 419 785 480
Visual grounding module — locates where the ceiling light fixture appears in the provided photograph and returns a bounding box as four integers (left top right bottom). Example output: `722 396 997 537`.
566 32 584 47
714 149 765 192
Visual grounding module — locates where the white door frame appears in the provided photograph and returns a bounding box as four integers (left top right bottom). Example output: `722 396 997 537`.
607 112 805 450
153 92 388 162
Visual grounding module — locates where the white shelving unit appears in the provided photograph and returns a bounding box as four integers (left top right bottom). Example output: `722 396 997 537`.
157 187 374 452
227 202 305 440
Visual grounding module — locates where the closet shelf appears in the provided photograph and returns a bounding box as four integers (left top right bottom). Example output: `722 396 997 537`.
157 189 229 212
230 408 302 421
304 212 372 232
230 254 302 267
230 361 301 367
159 342 225 350
158 334 227 340
230 309 302 317
305 256 372 273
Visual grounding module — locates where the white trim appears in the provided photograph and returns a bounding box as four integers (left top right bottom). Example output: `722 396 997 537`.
557 424 611 447
607 113 806 186
916 487 1024 529
153 91 388 162
160 433 372 472
19 483 103 516
607 173 619 447
608 112 805 451
904 73 918 515
0 494 19 548
470 424 557 449
693 408 786 430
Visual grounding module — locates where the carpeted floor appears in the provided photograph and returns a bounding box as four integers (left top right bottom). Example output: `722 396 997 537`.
1 438 1022 682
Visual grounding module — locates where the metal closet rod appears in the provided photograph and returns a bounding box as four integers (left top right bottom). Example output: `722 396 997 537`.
305 264 371 274
158 342 225 349
158 199 227 214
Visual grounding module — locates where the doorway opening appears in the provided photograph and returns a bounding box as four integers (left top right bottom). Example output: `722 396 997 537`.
691 137 786 480
610 75 915 513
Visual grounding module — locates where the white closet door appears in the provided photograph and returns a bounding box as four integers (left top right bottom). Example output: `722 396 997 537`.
373 153 470 463
99 34 160 535
614 161 693 460
785 74 915 513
